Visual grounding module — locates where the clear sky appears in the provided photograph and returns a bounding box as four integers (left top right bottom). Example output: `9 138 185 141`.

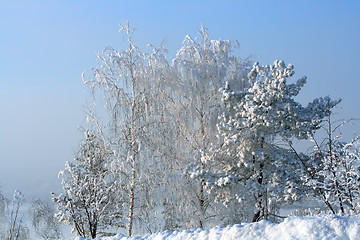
0 0 359 199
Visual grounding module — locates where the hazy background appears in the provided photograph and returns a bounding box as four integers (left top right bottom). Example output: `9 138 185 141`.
1 0 359 201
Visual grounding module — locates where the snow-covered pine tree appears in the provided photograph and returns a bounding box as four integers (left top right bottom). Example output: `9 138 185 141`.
201 60 340 222
53 130 120 239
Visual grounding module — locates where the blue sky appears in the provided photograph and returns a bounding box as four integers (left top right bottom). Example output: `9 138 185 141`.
0 0 359 199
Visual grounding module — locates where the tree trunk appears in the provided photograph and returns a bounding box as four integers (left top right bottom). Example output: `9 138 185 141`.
252 138 265 222
198 109 207 228
199 167 205 228
127 163 136 236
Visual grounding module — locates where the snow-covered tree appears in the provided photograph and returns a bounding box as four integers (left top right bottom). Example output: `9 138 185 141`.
162 26 251 228
0 190 5 232
295 115 360 214
0 190 29 240
76 22 351 232
53 130 120 239
81 23 253 232
29 198 62 239
201 60 340 222
82 21 170 236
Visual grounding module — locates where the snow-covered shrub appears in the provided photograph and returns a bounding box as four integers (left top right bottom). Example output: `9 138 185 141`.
53 130 121 239
298 116 360 214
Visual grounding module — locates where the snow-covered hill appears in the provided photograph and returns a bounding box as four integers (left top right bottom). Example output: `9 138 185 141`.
78 215 360 240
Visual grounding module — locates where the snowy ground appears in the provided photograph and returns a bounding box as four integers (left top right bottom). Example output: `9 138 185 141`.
77 215 360 240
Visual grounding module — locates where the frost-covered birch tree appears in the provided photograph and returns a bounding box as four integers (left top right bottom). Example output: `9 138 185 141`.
81 24 253 232
29 198 62 239
200 60 340 222
0 190 29 240
162 26 251 228
82 21 171 235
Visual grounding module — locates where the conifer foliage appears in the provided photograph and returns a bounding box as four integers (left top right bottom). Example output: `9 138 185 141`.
197 60 341 222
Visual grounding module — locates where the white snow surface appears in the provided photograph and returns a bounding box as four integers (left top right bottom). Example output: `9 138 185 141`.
78 215 360 240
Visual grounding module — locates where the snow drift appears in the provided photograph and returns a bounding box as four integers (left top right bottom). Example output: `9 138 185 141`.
78 215 360 240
